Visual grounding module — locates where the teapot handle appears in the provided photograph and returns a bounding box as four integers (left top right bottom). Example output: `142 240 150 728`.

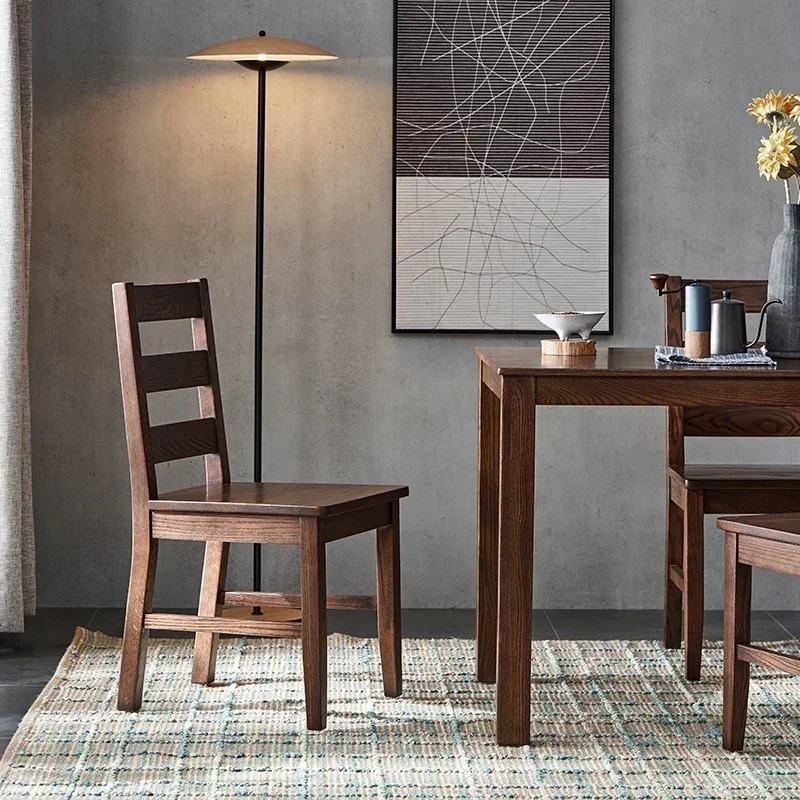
747 298 783 349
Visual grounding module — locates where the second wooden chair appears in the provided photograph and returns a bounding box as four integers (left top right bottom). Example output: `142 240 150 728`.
660 276 800 680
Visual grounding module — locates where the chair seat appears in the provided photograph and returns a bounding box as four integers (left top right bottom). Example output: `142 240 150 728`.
717 513 800 543
149 482 409 517
670 464 800 488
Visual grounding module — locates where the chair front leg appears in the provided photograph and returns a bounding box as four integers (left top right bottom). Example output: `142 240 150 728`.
722 531 752 752
192 541 230 685
683 487 704 681
377 500 402 697
118 520 158 711
301 518 327 730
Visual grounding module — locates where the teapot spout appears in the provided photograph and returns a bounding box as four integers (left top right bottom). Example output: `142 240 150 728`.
747 298 783 349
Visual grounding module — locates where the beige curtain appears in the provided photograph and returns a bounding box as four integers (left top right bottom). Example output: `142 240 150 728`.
0 0 33 633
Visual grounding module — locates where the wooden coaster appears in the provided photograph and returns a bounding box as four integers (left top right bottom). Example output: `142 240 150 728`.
541 338 596 356
221 606 302 622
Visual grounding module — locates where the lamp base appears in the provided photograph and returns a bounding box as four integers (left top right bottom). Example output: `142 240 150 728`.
220 606 301 622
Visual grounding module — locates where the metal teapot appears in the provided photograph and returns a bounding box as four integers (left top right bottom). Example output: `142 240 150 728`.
710 292 782 355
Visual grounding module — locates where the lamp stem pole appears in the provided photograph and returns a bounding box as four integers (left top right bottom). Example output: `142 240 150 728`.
252 66 267 615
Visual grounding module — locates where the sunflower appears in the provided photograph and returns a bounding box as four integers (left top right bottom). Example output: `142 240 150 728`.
748 90 800 127
757 125 798 180
791 95 800 124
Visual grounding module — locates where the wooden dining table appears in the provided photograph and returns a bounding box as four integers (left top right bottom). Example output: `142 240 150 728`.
475 346 800 746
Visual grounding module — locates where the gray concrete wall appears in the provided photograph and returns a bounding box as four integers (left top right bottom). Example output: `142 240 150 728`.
30 0 800 609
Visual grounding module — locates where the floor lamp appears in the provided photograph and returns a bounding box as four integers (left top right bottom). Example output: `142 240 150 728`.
187 33 337 617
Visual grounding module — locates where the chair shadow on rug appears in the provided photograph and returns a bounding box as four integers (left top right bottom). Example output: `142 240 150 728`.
112 279 408 730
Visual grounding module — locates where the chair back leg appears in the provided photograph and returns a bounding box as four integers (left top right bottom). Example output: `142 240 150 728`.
118 531 159 711
377 500 402 697
722 531 752 751
682 487 705 680
301 518 327 730
192 541 230 684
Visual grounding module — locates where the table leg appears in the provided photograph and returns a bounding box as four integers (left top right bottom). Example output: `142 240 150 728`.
476 369 500 683
496 376 536 746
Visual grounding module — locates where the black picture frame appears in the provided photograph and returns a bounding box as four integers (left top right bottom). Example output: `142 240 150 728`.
392 0 615 335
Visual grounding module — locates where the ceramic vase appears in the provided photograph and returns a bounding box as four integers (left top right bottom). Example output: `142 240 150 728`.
766 203 800 358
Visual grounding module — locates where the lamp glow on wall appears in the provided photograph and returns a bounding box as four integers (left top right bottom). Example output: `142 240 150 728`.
187 33 337 617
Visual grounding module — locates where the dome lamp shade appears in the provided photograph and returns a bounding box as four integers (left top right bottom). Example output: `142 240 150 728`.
187 32 337 70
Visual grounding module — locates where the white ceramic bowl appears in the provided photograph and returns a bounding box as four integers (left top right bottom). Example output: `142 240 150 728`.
533 311 606 341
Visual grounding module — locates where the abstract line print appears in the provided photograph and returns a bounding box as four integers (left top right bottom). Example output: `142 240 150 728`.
394 0 612 332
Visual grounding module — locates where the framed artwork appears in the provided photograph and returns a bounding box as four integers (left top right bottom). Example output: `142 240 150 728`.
393 0 613 333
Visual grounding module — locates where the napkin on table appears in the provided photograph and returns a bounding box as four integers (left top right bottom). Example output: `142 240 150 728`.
654 345 776 367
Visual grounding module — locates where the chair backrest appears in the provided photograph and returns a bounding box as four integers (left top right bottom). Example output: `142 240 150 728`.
112 279 230 507
662 275 800 468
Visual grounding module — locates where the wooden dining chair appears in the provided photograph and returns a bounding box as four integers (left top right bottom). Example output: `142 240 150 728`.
660 276 800 681
717 513 800 751
112 279 407 730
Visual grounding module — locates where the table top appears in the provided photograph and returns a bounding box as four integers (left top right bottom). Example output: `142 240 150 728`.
476 346 800 377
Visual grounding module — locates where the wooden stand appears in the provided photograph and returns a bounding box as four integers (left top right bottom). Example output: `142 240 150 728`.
541 338 596 357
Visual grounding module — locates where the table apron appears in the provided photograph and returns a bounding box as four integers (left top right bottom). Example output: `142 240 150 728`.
534 376 800 407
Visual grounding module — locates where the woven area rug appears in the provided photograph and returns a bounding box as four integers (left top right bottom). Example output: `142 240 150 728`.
2 630 800 798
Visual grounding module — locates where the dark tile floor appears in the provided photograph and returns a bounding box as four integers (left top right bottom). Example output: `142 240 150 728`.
0 608 798 756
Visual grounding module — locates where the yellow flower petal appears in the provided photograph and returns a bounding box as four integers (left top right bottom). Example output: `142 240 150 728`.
756 124 799 180
748 90 798 125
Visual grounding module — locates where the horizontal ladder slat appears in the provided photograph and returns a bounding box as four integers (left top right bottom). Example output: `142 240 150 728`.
680 280 767 313
144 613 301 637
685 407 800 437
142 351 211 393
135 283 203 322
151 512 299 543
737 644 800 676
149 418 218 464
224 591 377 610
